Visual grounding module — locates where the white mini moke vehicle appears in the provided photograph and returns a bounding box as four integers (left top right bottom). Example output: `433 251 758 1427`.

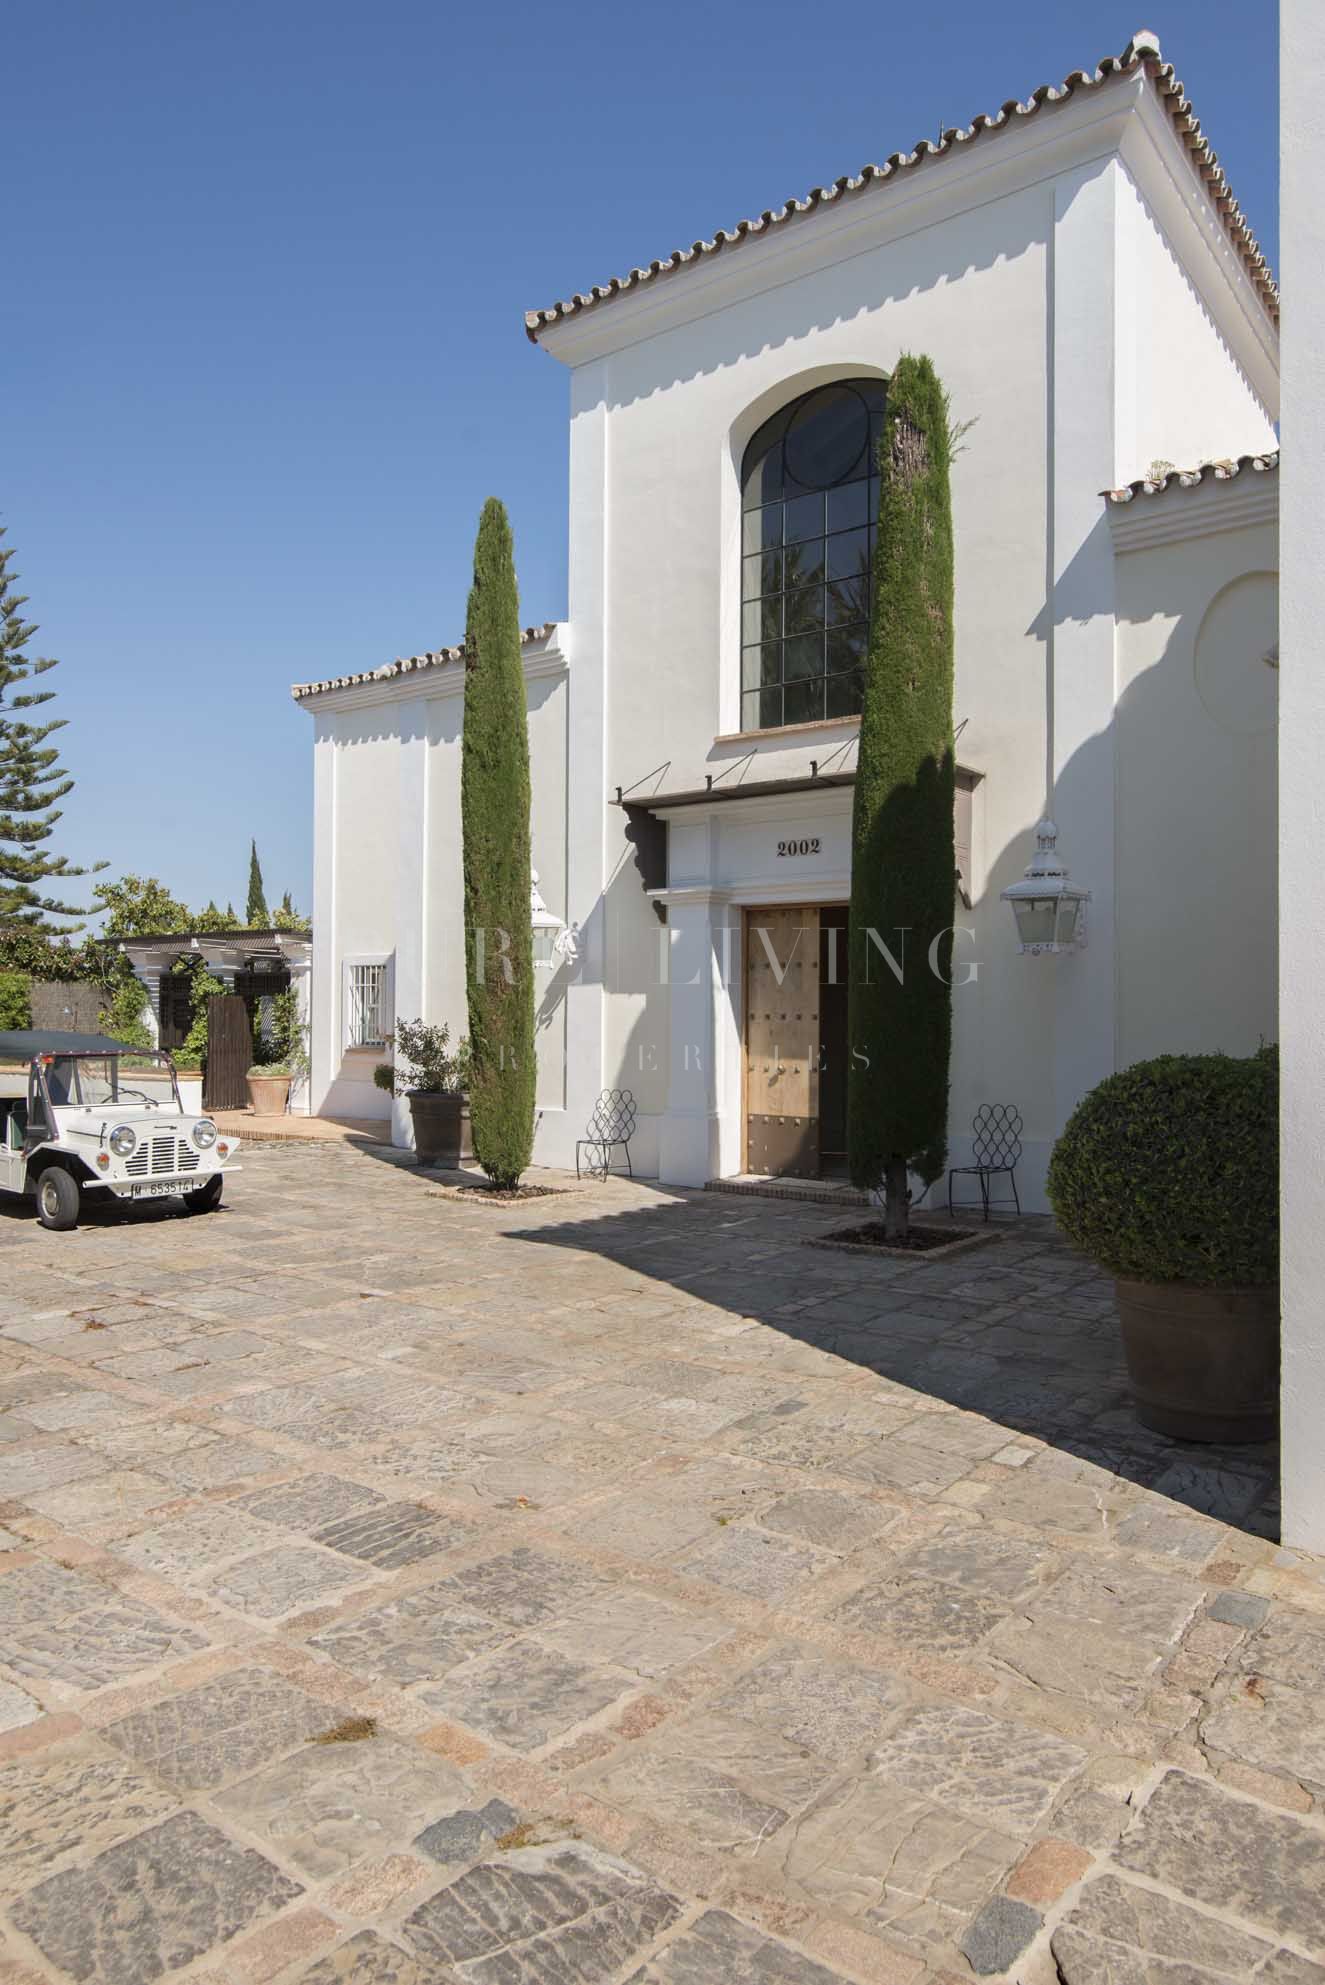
0 1030 241 1231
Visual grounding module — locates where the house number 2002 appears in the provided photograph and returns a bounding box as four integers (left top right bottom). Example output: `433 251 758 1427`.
776 837 820 858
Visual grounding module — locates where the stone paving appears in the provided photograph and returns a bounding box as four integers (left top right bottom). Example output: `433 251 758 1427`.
0 1145 1320 1984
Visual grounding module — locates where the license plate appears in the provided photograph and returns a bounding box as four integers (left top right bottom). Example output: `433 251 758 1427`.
128 1181 180 1199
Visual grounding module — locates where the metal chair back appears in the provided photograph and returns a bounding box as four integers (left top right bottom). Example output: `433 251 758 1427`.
971 1104 1022 1170
588 1089 637 1147
577 1089 638 1179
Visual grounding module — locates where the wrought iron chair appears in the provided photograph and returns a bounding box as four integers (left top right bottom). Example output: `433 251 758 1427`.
948 1104 1023 1221
576 1089 637 1180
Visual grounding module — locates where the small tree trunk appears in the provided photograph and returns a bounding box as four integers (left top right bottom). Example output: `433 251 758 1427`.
883 1154 910 1242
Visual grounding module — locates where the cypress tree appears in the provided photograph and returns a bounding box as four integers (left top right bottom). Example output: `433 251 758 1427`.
847 355 956 1240
246 840 269 926
0 528 102 928
461 498 535 1190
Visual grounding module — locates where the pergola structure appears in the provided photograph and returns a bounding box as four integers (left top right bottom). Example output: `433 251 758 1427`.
117 930 313 1112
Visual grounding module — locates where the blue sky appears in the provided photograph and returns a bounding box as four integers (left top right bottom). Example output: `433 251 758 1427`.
7 1 1277 922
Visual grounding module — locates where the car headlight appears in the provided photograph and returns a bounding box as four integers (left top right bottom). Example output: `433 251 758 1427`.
108 1125 137 1158
193 1119 218 1149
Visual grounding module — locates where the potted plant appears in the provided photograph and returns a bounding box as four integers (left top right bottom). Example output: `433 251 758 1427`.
245 987 309 1116
1047 1047 1278 1443
376 1017 472 1166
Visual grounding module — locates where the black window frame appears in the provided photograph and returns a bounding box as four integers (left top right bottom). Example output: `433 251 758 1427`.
740 378 885 734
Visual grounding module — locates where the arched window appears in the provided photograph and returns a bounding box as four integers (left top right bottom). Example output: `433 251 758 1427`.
741 378 885 732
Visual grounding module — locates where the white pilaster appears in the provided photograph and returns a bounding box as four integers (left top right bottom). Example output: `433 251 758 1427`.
136 969 162 1049
287 955 313 1115
1047 160 1120 1125
310 716 338 1116
544 360 609 1169
657 889 737 1186
1280 0 1325 1552
391 698 429 1150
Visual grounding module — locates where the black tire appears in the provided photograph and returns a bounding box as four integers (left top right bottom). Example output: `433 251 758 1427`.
184 1172 224 1214
35 1167 80 1232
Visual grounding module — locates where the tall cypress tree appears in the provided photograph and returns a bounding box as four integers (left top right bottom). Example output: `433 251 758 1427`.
461 498 535 1189
847 356 956 1239
0 528 102 929
246 840 269 926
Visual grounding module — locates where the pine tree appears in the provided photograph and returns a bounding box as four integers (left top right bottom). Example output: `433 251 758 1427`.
461 498 535 1190
0 528 103 929
246 840 269 926
847 356 956 1240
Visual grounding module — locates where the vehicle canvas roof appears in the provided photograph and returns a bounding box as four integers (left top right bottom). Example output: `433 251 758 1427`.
0 1031 150 1059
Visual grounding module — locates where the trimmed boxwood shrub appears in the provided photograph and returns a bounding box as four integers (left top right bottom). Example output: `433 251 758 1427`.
1046 1047 1278 1286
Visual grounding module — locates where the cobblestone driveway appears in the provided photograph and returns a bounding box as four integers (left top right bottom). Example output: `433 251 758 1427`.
0 1145 1321 1984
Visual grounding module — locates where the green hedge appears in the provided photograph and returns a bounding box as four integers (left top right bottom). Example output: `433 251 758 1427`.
0 970 31 1030
1046 1047 1278 1286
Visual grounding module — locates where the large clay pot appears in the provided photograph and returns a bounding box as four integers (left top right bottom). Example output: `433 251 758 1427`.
245 1073 292 1115
1115 1278 1279 1443
407 1090 471 1167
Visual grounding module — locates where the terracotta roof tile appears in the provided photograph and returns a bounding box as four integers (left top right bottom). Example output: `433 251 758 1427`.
525 31 1278 343
291 622 558 702
1104 450 1279 503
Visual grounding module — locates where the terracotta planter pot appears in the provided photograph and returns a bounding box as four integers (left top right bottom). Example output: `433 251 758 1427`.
407 1090 471 1167
246 1073 292 1115
1115 1278 1280 1444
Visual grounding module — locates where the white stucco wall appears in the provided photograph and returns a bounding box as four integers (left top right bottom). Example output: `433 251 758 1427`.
1280 0 1325 1553
314 717 399 1122
1112 508 1278 1066
307 637 572 1151
1116 165 1278 475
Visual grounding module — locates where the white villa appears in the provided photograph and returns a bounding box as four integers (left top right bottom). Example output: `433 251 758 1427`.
294 29 1279 1212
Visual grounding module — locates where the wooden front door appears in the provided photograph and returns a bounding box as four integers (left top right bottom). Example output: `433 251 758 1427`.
744 907 820 1177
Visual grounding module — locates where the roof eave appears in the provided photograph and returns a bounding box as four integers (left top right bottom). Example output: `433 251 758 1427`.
292 622 564 707
524 30 1277 351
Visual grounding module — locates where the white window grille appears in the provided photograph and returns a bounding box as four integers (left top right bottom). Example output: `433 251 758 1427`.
346 961 388 1048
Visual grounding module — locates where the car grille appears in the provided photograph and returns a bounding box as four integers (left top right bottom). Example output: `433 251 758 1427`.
123 1135 201 1177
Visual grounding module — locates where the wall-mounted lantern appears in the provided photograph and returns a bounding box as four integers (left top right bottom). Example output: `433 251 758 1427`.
1000 820 1090 954
530 869 567 969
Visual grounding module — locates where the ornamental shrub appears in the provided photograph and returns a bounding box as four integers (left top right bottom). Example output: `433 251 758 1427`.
380 1018 470 1096
98 972 152 1050
847 354 956 1239
247 986 308 1078
1046 1047 1278 1286
461 498 535 1190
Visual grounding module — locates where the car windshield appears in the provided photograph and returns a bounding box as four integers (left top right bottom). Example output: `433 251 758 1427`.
44 1053 180 1111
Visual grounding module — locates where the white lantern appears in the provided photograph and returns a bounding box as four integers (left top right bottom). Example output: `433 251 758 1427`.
530 869 564 968
1000 820 1090 954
